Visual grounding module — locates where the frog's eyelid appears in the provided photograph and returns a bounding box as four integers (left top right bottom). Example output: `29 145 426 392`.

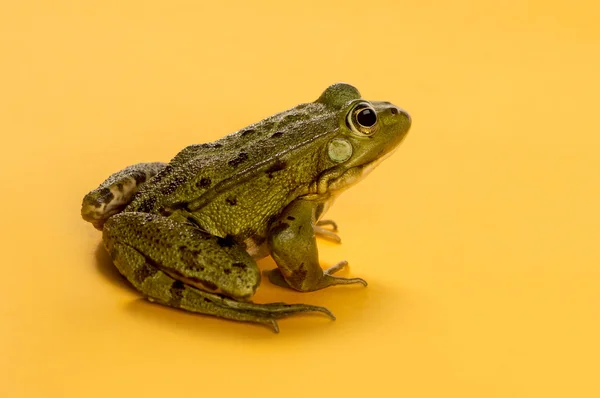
345 103 366 132
346 103 377 135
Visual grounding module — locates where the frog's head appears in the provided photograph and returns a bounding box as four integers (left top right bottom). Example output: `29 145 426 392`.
314 83 411 193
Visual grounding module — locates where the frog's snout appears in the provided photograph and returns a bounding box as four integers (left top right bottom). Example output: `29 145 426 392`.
390 106 411 126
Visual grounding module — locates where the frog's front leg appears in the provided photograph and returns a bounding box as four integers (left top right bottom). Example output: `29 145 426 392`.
103 212 334 332
266 199 367 291
314 219 341 243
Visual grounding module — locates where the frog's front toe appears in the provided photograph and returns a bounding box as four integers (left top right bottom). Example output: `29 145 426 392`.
264 263 367 292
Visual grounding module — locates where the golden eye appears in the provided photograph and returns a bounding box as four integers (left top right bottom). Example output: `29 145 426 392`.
347 104 378 135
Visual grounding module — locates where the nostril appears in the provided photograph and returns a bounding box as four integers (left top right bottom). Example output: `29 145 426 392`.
390 107 399 115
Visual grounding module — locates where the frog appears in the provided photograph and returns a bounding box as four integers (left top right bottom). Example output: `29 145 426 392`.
81 83 411 332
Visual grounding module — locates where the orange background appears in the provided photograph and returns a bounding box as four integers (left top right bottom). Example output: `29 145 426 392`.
2 1 599 397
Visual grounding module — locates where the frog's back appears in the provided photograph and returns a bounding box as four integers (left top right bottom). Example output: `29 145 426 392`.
82 83 361 232
126 102 338 217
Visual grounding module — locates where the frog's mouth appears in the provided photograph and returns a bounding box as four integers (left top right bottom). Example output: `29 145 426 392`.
327 146 399 193
358 146 399 178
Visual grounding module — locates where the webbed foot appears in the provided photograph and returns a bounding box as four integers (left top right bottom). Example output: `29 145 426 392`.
265 260 367 292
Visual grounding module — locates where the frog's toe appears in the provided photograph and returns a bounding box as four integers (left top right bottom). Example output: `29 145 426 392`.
316 219 338 232
314 219 341 243
270 319 280 333
325 260 349 275
323 261 367 286
324 275 368 287
314 225 342 243
220 295 335 320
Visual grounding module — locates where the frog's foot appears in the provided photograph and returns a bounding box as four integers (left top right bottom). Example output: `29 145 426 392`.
150 291 335 333
314 219 341 243
323 261 368 287
216 297 336 330
265 261 367 291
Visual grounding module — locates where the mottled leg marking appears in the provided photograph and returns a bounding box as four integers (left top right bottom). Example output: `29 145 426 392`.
103 212 334 332
81 162 167 229
109 243 332 332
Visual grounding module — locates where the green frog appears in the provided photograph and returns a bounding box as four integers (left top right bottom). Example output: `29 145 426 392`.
81 83 411 332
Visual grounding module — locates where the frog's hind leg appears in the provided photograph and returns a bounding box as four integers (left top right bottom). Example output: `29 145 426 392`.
81 162 166 229
103 212 334 332
107 245 334 333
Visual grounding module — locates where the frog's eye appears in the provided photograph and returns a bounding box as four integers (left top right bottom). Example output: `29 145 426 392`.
347 104 378 136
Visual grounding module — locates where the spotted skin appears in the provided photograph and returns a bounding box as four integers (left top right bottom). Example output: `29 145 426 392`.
105 215 333 332
81 83 411 332
81 162 166 229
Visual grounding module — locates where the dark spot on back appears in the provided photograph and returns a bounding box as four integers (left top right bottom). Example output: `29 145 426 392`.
231 262 247 270
286 216 295 221
223 268 231 275
240 129 255 137
133 262 158 285
265 159 287 178
228 152 249 167
136 196 157 213
159 207 172 216
217 235 236 248
271 131 284 138
159 175 187 196
152 165 173 184
169 280 185 306
225 197 237 206
196 177 212 189
133 171 147 185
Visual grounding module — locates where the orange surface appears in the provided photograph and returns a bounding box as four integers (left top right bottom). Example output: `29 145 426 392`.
2 1 599 397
